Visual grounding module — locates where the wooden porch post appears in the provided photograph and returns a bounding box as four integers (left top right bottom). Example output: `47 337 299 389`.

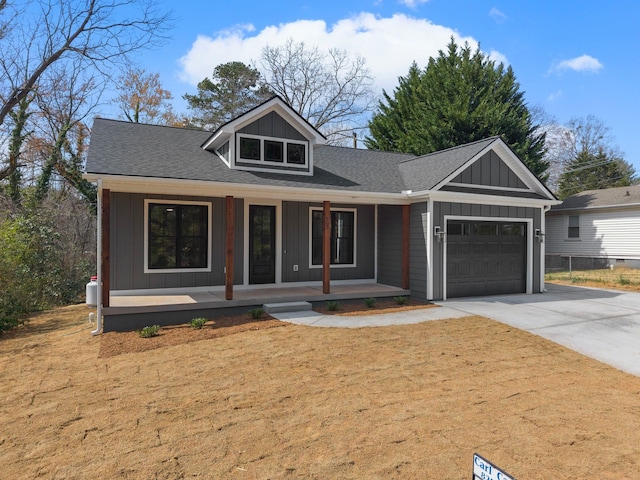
402 204 410 290
323 200 331 294
225 196 235 300
101 189 111 308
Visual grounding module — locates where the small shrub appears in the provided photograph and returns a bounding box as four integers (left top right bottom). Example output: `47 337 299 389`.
190 317 207 329
326 301 341 311
394 296 408 305
248 308 264 320
364 297 376 308
619 276 631 286
138 325 160 338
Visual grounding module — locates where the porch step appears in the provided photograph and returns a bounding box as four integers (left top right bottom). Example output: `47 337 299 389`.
263 301 313 314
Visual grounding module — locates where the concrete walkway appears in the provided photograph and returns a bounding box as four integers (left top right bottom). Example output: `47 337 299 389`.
271 284 640 377
271 304 469 328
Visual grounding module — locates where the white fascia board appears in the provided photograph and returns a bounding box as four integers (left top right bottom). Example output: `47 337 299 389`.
491 140 556 199
201 127 233 151
409 189 561 208
225 98 325 145
431 138 556 201
82 174 409 205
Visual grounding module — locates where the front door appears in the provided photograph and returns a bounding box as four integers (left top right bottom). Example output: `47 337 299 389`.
249 205 276 284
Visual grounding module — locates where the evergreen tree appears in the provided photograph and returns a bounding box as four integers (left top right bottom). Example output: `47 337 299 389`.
366 39 548 178
184 62 272 130
557 148 635 199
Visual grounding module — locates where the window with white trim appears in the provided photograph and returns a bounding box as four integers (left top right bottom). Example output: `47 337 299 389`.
310 208 356 267
145 200 211 272
567 215 580 239
237 134 308 168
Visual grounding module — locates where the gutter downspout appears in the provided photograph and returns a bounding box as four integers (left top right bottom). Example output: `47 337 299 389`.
540 204 551 293
91 179 103 336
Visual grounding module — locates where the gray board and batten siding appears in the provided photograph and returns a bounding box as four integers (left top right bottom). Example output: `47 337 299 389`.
281 202 375 283
110 193 244 291
448 150 528 189
409 202 429 300
236 112 311 173
238 111 308 141
111 194 376 291
377 205 405 289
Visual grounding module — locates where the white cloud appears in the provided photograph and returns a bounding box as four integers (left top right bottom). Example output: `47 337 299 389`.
489 7 507 23
553 54 603 74
398 0 429 8
178 13 501 96
547 90 563 102
488 49 509 66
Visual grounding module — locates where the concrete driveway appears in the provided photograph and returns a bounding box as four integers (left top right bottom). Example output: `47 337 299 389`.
439 283 640 377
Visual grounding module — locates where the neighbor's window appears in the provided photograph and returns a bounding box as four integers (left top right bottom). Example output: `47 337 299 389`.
148 203 209 270
311 209 356 266
568 215 580 239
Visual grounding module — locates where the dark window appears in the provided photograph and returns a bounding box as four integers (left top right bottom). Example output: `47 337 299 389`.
311 210 355 266
474 223 499 236
287 143 306 164
568 215 580 238
448 223 470 235
264 140 284 162
148 203 208 269
502 224 524 236
239 137 260 160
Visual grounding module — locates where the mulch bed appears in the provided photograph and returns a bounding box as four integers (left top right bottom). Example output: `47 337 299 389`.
99 298 436 358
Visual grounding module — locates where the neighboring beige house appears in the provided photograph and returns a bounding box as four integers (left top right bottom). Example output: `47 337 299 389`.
546 184 640 270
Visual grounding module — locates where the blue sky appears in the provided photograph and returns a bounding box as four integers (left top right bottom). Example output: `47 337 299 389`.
130 0 639 172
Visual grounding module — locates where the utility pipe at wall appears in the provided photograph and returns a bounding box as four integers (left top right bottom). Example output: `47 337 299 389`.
91 179 103 336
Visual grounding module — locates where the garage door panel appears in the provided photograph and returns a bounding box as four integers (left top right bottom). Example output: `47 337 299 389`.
447 220 526 298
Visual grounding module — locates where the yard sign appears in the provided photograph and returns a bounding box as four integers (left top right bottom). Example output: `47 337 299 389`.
473 453 516 480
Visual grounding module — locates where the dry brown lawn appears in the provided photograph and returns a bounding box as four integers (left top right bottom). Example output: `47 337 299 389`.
1 303 640 479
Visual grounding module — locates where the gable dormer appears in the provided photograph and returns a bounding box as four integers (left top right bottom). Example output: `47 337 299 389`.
201 96 326 176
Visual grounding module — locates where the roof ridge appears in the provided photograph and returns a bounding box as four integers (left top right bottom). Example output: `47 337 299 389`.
93 117 208 134
317 144 415 157
398 136 500 164
571 184 640 196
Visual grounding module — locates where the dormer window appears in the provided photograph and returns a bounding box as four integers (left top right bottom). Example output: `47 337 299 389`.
202 96 324 176
237 134 308 169
240 137 260 160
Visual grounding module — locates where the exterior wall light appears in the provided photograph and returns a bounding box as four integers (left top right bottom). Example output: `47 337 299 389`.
535 229 545 243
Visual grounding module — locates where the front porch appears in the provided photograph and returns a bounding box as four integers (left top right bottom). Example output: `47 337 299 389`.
103 282 410 332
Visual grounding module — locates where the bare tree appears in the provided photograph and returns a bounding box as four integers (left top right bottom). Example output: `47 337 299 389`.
29 61 101 207
260 39 375 145
0 0 171 128
115 65 181 125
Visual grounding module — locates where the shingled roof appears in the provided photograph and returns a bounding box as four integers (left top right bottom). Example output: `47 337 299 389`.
550 184 640 212
85 118 546 198
398 137 500 191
